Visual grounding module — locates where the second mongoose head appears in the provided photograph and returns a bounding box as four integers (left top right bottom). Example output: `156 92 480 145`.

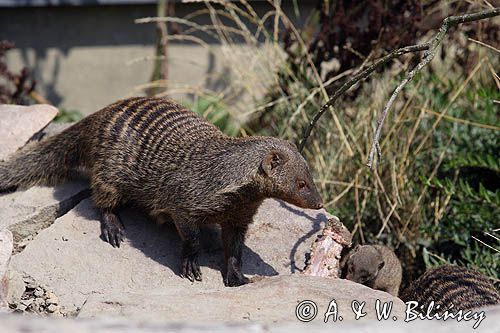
251 138 323 210
342 244 402 296
345 245 384 284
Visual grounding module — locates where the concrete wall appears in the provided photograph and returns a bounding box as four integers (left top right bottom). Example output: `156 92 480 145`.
1 2 314 115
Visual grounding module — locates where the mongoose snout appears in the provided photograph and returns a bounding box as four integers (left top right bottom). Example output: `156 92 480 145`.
293 178 323 209
261 145 323 210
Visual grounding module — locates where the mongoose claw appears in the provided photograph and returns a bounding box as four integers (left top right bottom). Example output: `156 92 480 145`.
181 256 202 282
101 212 125 248
103 228 125 248
224 267 250 287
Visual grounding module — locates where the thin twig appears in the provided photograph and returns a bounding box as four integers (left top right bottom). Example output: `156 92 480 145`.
420 107 500 131
367 48 435 168
468 37 500 53
472 236 500 253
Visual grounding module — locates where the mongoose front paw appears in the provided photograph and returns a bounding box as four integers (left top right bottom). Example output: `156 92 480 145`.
181 255 202 282
224 267 250 287
101 212 125 248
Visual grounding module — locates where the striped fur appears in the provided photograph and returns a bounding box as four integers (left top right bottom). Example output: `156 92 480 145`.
400 265 500 313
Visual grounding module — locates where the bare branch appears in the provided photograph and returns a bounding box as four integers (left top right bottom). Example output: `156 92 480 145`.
298 43 429 151
298 7 500 164
366 48 434 168
366 7 499 168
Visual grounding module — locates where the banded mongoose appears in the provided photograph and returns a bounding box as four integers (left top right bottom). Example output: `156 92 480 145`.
341 244 402 296
0 97 324 287
400 265 500 313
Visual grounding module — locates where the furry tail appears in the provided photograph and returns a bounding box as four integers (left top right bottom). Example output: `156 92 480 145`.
0 120 90 191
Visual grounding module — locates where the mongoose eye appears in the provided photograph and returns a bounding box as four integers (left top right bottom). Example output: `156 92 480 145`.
297 180 307 190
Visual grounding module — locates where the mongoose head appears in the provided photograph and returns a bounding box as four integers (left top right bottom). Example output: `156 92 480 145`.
257 139 323 210
345 245 384 285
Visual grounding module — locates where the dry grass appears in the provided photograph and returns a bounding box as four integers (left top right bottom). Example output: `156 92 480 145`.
134 1 500 281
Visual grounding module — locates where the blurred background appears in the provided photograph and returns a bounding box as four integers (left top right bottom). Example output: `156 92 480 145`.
1 0 499 289
0 0 315 121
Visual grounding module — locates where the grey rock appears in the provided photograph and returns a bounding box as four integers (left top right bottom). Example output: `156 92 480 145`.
10 198 333 314
50 298 59 304
0 229 13 277
20 298 33 307
46 304 57 313
34 297 45 305
33 122 75 140
0 181 90 244
247 198 332 274
45 292 58 305
79 275 405 322
5 270 25 305
0 104 58 161
1 305 500 332
15 304 26 312
0 107 88 250
0 229 13 310
46 299 58 306
33 297 45 310
8 276 63 315
23 276 38 289
48 311 64 318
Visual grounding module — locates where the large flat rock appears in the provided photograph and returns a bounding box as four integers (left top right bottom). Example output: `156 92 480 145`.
78 275 405 322
9 198 332 314
0 104 58 161
0 182 90 242
1 305 499 332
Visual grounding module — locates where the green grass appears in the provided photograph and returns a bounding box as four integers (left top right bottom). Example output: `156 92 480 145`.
53 108 84 123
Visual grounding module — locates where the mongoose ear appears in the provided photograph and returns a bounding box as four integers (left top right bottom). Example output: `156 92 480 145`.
261 151 281 176
378 260 385 270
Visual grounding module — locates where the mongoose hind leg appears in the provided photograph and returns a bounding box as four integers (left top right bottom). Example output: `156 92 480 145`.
172 216 202 282
222 223 250 287
91 179 125 248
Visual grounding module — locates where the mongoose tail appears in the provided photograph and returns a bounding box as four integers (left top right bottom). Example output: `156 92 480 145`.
0 119 91 192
